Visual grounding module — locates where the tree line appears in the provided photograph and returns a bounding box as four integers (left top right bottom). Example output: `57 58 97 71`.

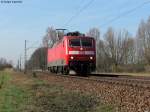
0 58 12 70
27 16 150 73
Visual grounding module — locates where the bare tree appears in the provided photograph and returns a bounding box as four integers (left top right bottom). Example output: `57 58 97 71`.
118 30 135 65
103 28 135 72
0 58 7 65
123 37 135 64
0 58 12 70
42 27 58 48
96 39 112 72
103 27 117 67
86 27 100 41
137 17 150 64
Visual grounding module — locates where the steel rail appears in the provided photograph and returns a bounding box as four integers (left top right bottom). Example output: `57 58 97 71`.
35 71 150 89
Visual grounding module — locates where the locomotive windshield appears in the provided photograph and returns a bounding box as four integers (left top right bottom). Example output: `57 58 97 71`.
81 39 92 47
69 39 80 46
69 38 93 47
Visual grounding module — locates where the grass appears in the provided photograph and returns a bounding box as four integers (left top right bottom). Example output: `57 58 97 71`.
98 72 150 77
0 72 11 89
112 72 150 77
125 72 150 76
0 71 115 112
0 71 28 112
0 85 28 112
94 105 115 112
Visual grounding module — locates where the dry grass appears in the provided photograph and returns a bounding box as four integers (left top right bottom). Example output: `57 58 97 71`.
0 71 115 112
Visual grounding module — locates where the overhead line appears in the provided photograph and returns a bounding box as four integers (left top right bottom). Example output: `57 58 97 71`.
64 0 95 27
100 0 150 28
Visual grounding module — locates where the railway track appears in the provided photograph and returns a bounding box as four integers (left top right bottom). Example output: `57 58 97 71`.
35 71 150 89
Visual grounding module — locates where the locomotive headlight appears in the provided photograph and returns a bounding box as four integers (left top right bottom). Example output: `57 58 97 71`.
71 56 74 59
90 56 93 60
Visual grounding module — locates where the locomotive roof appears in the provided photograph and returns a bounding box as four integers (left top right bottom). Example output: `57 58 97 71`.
52 35 94 48
64 31 94 39
52 31 94 48
64 35 94 39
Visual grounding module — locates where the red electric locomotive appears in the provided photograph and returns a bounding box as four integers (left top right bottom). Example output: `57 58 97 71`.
47 30 96 75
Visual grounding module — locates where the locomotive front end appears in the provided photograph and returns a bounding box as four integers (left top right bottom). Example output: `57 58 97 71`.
67 36 96 74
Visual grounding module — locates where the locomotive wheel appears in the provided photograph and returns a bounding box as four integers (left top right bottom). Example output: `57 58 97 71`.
61 66 64 74
53 66 55 73
62 67 69 75
54 66 58 74
50 67 53 73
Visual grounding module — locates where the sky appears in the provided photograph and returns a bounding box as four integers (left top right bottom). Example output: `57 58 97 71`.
0 0 150 66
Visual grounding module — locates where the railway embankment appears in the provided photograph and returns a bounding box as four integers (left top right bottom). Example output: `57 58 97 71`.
36 72 150 112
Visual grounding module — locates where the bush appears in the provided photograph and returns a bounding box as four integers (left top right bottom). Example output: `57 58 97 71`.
0 64 12 71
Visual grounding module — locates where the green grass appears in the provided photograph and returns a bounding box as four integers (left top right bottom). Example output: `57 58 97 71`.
0 72 11 89
0 71 29 112
0 85 28 112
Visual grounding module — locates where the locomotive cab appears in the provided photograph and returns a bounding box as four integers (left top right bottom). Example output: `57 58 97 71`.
66 32 96 74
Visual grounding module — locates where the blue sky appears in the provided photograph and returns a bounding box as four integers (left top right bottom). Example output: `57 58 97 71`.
0 0 150 66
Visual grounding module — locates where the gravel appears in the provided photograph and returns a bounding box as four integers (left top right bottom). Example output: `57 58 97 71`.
37 73 150 112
